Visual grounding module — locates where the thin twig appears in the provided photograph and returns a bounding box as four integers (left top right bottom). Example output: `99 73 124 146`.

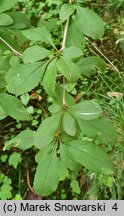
26 170 37 195
86 37 119 73
0 36 23 58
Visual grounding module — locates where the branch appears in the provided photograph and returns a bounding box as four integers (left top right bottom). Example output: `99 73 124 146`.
60 0 73 51
0 36 23 58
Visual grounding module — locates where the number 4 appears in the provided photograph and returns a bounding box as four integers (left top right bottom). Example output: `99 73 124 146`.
112 203 118 211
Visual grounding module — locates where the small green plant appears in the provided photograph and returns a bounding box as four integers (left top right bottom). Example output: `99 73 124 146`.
0 0 117 197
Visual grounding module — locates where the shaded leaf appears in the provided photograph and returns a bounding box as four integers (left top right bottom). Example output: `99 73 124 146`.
67 140 115 174
0 13 13 26
75 6 104 39
62 46 83 59
22 26 55 48
59 4 75 22
57 56 81 83
34 151 59 196
0 105 7 120
7 11 30 29
62 111 76 136
66 17 85 49
70 100 102 120
4 130 35 150
0 27 22 52
77 56 106 77
78 117 117 145
23 45 50 63
6 62 47 96
34 114 60 149
43 58 57 98
0 0 17 13
0 93 30 120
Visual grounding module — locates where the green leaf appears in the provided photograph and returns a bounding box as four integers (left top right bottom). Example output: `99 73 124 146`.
0 55 10 70
34 150 59 196
8 152 22 169
77 56 106 77
75 7 104 39
48 103 62 114
6 11 30 29
35 145 54 164
0 93 30 120
57 56 81 83
20 93 30 106
62 46 83 59
58 158 68 181
71 180 80 194
59 4 75 22
0 27 22 52
0 184 12 200
67 140 115 174
34 114 60 149
6 62 47 96
70 100 102 120
77 117 117 145
22 26 55 48
0 0 17 13
0 105 7 120
62 111 76 136
66 17 85 49
4 130 35 151
43 59 57 98
54 85 75 106
0 13 13 26
23 45 51 63
60 143 81 171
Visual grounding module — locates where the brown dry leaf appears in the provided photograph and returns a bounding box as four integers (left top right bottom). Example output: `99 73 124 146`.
107 92 123 98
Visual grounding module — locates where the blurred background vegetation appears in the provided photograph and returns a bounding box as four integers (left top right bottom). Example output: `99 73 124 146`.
0 0 124 200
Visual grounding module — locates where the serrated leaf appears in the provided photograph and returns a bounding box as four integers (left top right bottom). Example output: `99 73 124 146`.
0 105 7 120
6 11 30 29
35 145 54 164
34 150 59 196
0 184 12 200
6 62 47 96
67 140 115 174
75 6 104 39
57 56 81 83
0 93 30 120
59 4 75 22
77 56 106 77
34 114 60 149
70 100 102 120
60 144 81 172
77 117 117 145
62 46 83 59
8 152 22 169
22 26 55 48
43 59 57 98
4 130 35 151
66 17 85 49
63 111 76 136
0 13 13 26
58 158 68 181
0 0 17 13
23 45 51 63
